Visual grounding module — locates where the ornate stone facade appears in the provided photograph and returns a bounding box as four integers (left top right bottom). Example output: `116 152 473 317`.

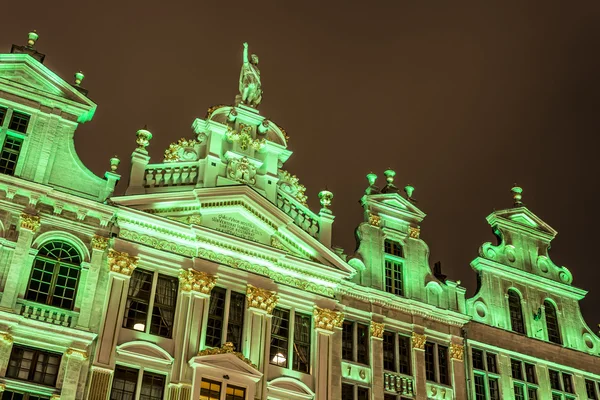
178 269 217 294
411 332 426 350
370 321 385 339
246 284 278 314
313 306 344 331
107 249 138 276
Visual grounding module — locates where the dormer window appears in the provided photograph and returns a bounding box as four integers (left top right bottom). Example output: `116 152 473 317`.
384 240 404 296
508 290 526 335
544 300 561 345
9 111 30 134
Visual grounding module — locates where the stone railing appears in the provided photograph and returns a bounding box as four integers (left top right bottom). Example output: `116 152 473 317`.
276 191 319 238
144 162 199 188
384 372 414 397
17 299 79 328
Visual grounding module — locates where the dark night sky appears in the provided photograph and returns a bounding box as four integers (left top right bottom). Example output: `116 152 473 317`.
2 2 600 328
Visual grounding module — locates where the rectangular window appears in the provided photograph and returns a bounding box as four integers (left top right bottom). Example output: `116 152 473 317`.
511 359 523 380
525 363 537 384
514 385 525 400
9 112 30 133
0 136 23 176
474 374 486 400
226 291 246 351
123 269 178 339
425 342 436 381
549 369 561 391
472 349 484 370
528 387 538 400
342 320 369 365
425 342 448 384
438 345 448 385
342 383 354 399
398 335 411 374
270 308 290 368
7 346 61 386
486 352 498 374
0 107 6 126
586 380 598 399
206 287 226 347
225 385 246 400
489 378 500 400
383 331 396 371
111 366 165 400
292 312 311 373
2 392 49 400
200 379 221 400
385 260 403 296
341 384 369 400
472 349 502 400
562 373 574 394
357 387 369 400
384 240 403 257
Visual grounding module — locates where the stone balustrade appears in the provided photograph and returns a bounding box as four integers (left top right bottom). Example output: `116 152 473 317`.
17 299 79 327
144 163 199 188
276 191 320 238
383 372 415 397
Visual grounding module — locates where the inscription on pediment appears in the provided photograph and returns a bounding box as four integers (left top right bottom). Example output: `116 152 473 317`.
202 213 271 245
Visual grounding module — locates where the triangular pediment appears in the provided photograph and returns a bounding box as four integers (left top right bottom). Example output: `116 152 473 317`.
362 193 426 224
487 207 557 238
190 352 262 383
112 186 355 279
0 54 96 122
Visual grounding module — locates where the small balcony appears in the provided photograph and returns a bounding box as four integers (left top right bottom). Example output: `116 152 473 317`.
384 372 414 397
17 299 79 328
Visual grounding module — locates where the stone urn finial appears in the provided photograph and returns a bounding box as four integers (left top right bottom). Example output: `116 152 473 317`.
74 71 84 86
110 156 120 172
319 190 333 210
27 30 38 47
404 184 415 199
511 184 523 206
136 126 153 150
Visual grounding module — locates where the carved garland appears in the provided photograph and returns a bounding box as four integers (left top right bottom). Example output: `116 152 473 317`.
313 307 344 331
178 269 217 294
107 249 139 276
246 285 278 314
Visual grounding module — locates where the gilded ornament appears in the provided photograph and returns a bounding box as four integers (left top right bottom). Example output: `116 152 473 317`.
206 104 228 119
226 124 265 151
370 321 385 339
313 306 344 331
450 343 464 361
278 170 308 205
20 213 40 232
368 214 381 227
0 383 5 392
107 249 139 276
0 333 13 344
187 215 202 225
270 236 286 251
411 332 426 350
227 156 257 184
50 395 60 400
198 342 257 369
408 226 420 239
66 348 89 360
246 285 279 314
178 269 217 294
91 235 109 251
163 138 200 162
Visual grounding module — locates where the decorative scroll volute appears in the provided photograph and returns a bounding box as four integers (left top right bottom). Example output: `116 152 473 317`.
412 332 426 350
107 249 138 276
20 213 40 232
450 343 464 361
313 306 344 332
246 284 278 314
178 269 217 294
370 322 385 339
91 235 109 251
66 348 89 360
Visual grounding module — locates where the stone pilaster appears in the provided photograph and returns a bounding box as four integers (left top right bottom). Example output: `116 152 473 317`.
244 284 278 399
95 249 138 366
411 332 427 399
167 383 192 400
61 348 89 400
86 366 113 400
450 342 466 400
0 213 40 310
0 333 14 376
76 236 109 329
370 322 385 400
313 306 344 400
171 269 217 384
497 353 513 399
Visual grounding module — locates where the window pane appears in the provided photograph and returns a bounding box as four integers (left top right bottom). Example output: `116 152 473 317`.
586 380 598 399
528 387 538 400
0 136 23 176
123 269 154 332
2 391 25 400
140 372 165 400
341 384 353 399
111 366 138 400
7 346 60 386
200 379 221 400
206 287 226 347
9 112 30 133
292 312 311 373
398 335 411 375
226 291 245 351
385 260 403 296
473 374 486 400
549 370 561 391
489 378 500 400
342 321 353 361
544 300 561 345
357 387 369 400
563 373 574 393
514 385 525 400
270 308 290 368
438 345 448 385
486 352 498 373
425 342 436 382
225 385 246 400
150 275 178 338
356 323 369 364
384 240 403 257
511 359 523 381
383 331 396 371
472 349 484 370
508 290 526 334
525 363 536 384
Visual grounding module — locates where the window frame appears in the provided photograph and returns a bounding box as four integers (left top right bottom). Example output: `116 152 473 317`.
507 289 527 335
424 341 449 385
471 348 500 400
510 359 539 400
544 300 562 345
341 382 370 400
110 364 167 400
269 306 313 374
199 377 249 400
585 379 598 400
6 345 62 387
205 287 247 352
0 134 24 176
341 320 370 366
383 330 411 376
8 111 30 134
123 268 179 339
384 239 405 297
548 369 576 399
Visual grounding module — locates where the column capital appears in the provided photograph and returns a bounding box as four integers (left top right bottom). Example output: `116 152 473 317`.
91 235 109 251
0 332 13 344
246 284 278 314
107 249 138 276
313 306 344 332
450 343 464 361
65 348 89 360
178 268 217 294
411 332 426 350
20 213 40 232
370 321 385 339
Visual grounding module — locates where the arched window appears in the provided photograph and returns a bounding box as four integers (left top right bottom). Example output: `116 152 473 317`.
508 290 526 334
25 241 82 310
544 300 561 344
